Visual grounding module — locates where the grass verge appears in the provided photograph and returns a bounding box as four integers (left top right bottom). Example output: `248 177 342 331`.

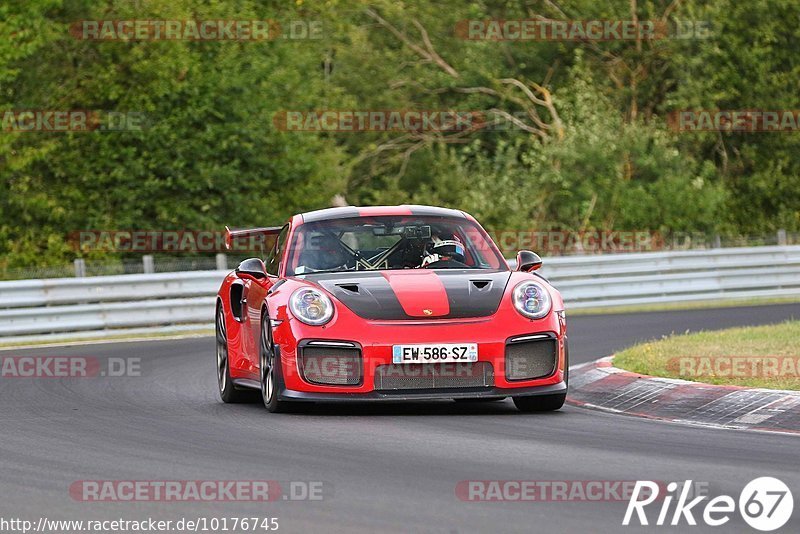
614 321 800 390
0 328 214 350
568 295 800 316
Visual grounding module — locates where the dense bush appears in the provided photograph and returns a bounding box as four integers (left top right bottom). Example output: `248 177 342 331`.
0 0 797 269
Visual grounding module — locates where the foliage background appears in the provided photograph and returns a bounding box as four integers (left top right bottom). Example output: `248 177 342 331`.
1 0 798 269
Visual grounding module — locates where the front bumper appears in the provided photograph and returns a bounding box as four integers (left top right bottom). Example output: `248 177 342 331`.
277 380 567 403
274 309 568 396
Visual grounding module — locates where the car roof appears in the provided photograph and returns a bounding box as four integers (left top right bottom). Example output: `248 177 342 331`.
299 205 467 223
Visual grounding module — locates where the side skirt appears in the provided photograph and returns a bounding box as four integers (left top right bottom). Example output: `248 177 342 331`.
231 378 261 390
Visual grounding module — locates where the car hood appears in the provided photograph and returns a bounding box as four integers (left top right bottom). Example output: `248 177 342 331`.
307 269 512 320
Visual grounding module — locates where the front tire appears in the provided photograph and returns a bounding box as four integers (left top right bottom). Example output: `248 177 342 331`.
260 312 292 413
216 304 254 403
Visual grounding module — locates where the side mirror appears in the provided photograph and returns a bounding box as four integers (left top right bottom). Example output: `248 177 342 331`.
235 258 267 280
515 250 543 272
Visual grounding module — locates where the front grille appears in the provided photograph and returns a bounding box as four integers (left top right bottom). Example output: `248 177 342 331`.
505 338 558 380
374 362 494 391
300 347 362 386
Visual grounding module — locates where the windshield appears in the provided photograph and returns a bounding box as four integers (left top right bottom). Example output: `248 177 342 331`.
285 216 506 275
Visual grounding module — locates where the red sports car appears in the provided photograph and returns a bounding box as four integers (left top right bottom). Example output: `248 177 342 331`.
215 205 568 412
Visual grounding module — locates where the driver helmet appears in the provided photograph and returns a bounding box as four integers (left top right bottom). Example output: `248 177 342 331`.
424 233 466 264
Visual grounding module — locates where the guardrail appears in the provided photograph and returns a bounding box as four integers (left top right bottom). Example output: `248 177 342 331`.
1 245 799 339
539 245 800 308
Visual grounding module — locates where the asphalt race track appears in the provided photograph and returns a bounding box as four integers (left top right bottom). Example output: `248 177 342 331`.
1 303 799 533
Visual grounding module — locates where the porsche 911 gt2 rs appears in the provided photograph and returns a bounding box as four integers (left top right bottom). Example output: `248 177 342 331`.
215 205 568 412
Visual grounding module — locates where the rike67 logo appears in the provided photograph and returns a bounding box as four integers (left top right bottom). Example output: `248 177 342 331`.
624 477 793 531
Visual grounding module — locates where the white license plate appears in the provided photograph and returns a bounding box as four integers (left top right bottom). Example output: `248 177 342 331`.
392 343 478 364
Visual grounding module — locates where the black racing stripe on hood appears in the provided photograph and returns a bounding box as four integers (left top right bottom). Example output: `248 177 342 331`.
437 270 511 318
305 270 511 320
311 272 409 320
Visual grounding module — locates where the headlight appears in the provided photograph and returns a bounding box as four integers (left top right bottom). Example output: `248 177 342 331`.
512 281 552 319
290 288 334 326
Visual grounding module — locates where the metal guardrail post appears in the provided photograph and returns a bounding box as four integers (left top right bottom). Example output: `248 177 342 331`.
74 259 86 278
143 255 155 274
778 229 787 246
216 253 227 271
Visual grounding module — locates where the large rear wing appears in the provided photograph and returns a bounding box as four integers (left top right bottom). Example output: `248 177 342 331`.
224 226 283 251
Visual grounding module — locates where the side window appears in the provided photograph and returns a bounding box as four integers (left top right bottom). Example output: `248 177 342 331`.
266 225 289 276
